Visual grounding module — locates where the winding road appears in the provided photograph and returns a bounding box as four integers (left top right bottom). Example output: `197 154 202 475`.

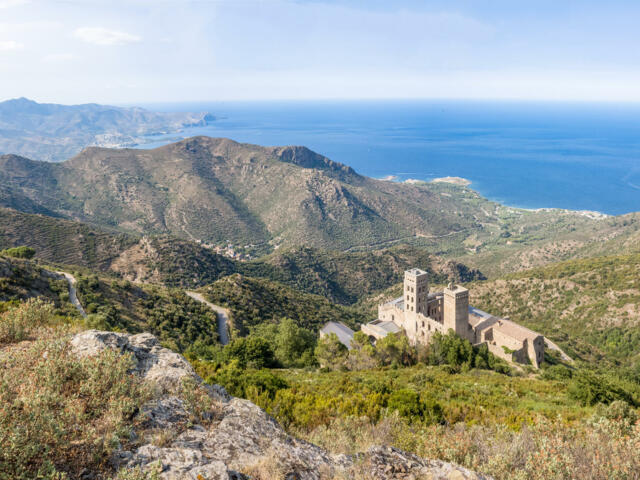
56 271 87 318
186 291 230 345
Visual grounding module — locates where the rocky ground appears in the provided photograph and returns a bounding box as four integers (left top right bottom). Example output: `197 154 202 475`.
71 330 492 480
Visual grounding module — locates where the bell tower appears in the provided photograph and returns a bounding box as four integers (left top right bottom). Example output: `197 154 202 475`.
404 268 429 316
444 283 471 341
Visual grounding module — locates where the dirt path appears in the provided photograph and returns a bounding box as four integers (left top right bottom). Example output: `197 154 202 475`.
56 271 87 318
186 291 230 345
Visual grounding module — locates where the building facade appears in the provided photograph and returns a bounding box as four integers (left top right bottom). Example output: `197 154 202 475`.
362 268 545 368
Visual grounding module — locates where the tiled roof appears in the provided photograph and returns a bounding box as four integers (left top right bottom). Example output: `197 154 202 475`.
470 306 542 342
493 318 542 342
364 319 402 336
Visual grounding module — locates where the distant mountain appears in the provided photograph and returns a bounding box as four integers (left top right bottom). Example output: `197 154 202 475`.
0 97 213 161
0 136 634 270
0 136 491 250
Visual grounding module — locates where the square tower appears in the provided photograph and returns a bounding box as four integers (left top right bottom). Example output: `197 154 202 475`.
404 268 429 315
444 284 471 341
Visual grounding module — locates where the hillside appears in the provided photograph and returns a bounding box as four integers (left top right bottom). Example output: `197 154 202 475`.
109 234 237 287
242 245 484 305
0 255 69 306
197 274 367 335
0 252 220 352
0 97 213 161
73 273 219 352
0 207 240 286
454 208 640 277
0 207 138 270
1 135 632 271
469 253 640 365
0 136 475 249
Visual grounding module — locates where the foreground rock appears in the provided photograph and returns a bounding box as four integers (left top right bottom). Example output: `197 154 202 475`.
72 330 492 480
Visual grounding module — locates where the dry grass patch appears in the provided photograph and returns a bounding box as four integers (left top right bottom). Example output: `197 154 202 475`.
0 301 151 480
0 297 54 344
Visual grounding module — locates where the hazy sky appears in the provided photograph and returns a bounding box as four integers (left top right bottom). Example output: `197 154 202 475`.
1 0 639 104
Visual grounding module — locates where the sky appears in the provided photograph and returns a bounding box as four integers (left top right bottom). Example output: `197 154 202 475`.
0 0 639 104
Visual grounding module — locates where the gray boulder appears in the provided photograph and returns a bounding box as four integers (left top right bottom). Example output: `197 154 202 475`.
71 330 491 480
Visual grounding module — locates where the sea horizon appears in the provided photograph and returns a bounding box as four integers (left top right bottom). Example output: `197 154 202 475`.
135 99 640 215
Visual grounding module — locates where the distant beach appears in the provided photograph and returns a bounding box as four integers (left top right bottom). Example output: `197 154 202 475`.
431 177 472 187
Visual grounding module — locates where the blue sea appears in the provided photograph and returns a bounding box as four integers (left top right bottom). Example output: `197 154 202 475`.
138 100 640 215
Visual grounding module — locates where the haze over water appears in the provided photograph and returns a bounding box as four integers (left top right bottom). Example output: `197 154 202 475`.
140 100 640 215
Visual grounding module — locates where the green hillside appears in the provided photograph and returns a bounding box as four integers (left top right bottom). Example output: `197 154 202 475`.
197 273 367 336
74 273 218 352
470 253 640 365
240 245 484 305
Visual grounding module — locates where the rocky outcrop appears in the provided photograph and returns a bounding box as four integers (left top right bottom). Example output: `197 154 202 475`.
71 330 208 394
71 330 491 480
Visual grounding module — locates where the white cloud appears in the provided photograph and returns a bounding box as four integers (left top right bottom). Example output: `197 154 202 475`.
0 0 28 9
74 27 141 46
0 40 22 51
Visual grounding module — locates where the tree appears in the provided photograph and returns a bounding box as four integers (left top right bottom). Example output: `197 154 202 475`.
376 332 414 366
1 246 36 259
315 333 348 370
347 331 378 370
224 336 277 369
273 318 316 368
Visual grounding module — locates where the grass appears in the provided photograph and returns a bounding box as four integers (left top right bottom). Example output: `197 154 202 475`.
0 301 150 480
193 359 640 480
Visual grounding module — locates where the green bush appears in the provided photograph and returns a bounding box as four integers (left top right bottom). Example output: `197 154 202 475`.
568 371 637 406
0 246 36 259
0 298 54 344
204 360 288 399
541 364 573 381
315 332 348 370
223 336 277 369
426 330 510 374
0 330 149 479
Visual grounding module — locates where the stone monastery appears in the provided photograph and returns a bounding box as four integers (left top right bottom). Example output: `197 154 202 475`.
359 268 545 368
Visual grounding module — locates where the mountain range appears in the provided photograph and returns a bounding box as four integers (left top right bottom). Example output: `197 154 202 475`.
2 135 628 259
0 97 213 161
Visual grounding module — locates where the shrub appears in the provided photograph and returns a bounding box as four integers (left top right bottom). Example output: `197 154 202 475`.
0 246 36 259
568 371 636 406
0 297 54 344
387 389 423 419
0 335 149 479
541 364 573 381
204 360 288 399
224 336 277 369
179 377 222 425
315 332 348 370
